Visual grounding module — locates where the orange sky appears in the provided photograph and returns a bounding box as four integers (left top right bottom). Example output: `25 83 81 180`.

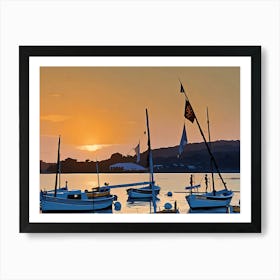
40 67 240 162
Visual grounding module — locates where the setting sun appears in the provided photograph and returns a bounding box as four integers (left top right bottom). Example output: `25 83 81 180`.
77 144 110 152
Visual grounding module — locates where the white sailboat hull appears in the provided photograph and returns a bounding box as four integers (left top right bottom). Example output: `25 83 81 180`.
186 189 233 210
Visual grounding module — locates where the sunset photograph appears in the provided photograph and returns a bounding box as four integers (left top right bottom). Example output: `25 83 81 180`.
10 3 266 279
40 66 240 214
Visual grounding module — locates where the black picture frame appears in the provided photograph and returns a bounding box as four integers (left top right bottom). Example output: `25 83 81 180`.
19 46 261 233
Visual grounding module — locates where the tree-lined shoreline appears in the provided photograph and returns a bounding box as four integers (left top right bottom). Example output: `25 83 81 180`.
40 140 240 174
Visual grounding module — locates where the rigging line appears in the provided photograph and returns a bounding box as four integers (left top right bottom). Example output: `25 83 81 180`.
195 114 227 190
179 80 227 190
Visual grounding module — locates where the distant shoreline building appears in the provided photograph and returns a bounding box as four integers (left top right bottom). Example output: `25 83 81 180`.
109 163 147 172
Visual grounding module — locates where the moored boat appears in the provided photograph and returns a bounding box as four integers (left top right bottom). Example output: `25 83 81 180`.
178 82 234 211
186 189 233 210
40 137 116 213
127 185 160 199
126 109 160 204
41 189 115 212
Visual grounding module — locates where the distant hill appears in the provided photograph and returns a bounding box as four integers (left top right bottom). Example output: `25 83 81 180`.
40 140 240 174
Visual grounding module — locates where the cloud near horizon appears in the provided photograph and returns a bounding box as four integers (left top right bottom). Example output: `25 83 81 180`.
40 114 70 122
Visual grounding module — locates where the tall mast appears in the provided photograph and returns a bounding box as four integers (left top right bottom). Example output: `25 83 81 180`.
180 83 227 190
58 139 61 189
206 107 215 193
145 109 156 213
96 160 100 188
59 163 61 189
54 136 61 197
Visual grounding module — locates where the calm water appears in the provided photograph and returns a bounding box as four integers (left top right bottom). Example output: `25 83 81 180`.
40 173 240 214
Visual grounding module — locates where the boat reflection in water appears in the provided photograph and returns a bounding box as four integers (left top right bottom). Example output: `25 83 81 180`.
188 205 239 214
127 185 160 199
41 205 113 214
157 201 179 214
127 197 160 204
89 206 113 214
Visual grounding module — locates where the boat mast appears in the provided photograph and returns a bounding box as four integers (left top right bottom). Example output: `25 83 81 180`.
145 108 156 213
96 160 100 188
54 136 61 197
206 107 215 193
59 139 61 189
181 84 227 190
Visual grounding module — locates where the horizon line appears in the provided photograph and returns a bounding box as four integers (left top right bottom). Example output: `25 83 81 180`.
40 139 240 163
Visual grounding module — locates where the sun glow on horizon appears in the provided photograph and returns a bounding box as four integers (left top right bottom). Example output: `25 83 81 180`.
77 144 111 152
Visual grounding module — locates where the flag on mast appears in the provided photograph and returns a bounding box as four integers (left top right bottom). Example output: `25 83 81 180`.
184 100 196 123
178 124 188 157
134 142 140 163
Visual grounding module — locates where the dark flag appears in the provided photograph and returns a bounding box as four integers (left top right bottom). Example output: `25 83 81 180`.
184 100 196 123
180 82 185 93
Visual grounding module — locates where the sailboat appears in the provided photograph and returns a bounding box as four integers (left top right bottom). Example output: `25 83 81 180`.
178 82 234 211
85 161 111 199
40 137 116 213
126 109 160 203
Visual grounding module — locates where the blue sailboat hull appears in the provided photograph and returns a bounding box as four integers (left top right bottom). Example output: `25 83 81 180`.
186 189 233 210
41 194 115 212
127 185 160 199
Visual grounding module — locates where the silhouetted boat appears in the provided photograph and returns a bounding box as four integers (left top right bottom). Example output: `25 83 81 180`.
106 110 160 202
41 189 115 212
127 185 160 199
186 189 233 210
84 161 112 199
178 82 233 210
40 137 115 213
126 109 160 203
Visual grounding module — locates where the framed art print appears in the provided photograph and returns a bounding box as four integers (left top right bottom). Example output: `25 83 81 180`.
19 46 261 233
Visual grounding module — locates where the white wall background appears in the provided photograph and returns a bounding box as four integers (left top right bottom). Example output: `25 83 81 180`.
0 0 279 279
